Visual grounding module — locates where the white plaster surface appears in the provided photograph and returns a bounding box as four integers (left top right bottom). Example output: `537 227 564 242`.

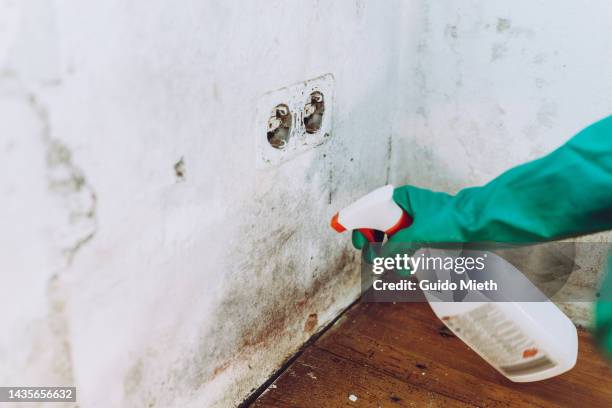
1 1 610 406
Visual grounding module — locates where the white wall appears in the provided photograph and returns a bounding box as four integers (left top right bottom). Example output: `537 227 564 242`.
395 0 612 192
1 1 610 407
1 1 413 406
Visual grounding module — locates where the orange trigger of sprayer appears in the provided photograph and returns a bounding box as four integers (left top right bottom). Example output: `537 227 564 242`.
330 185 412 242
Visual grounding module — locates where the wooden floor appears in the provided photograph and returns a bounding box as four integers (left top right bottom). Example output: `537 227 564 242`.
252 301 612 407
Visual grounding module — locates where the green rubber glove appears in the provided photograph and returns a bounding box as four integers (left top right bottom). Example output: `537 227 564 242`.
354 115 612 253
353 115 612 354
396 115 612 244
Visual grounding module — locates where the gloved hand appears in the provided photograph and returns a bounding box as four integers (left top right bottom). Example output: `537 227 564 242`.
354 115 612 251
352 115 612 355
351 186 458 262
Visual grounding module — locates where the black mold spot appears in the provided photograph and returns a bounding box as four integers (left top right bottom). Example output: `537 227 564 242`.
174 157 186 181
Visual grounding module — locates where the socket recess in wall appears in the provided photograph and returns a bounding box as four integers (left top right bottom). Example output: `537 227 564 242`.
255 74 334 168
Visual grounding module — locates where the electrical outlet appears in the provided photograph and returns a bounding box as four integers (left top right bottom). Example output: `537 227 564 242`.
255 74 334 168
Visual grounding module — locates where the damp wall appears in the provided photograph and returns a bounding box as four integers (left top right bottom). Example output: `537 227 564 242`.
1 1 611 407
0 1 412 407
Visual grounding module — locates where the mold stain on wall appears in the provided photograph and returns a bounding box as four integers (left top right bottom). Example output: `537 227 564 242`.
174 157 186 182
191 225 357 379
28 92 97 265
4 78 99 388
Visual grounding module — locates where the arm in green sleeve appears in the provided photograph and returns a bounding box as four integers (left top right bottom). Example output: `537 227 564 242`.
389 115 612 244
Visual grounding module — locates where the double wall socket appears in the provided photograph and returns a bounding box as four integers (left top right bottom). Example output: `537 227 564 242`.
255 74 334 168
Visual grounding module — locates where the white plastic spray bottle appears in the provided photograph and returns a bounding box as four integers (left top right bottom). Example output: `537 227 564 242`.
330 185 412 241
331 185 577 382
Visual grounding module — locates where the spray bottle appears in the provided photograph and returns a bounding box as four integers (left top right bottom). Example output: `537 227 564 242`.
331 185 577 382
330 185 412 241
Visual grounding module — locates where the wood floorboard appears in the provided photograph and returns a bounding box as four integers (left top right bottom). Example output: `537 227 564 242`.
252 301 612 407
